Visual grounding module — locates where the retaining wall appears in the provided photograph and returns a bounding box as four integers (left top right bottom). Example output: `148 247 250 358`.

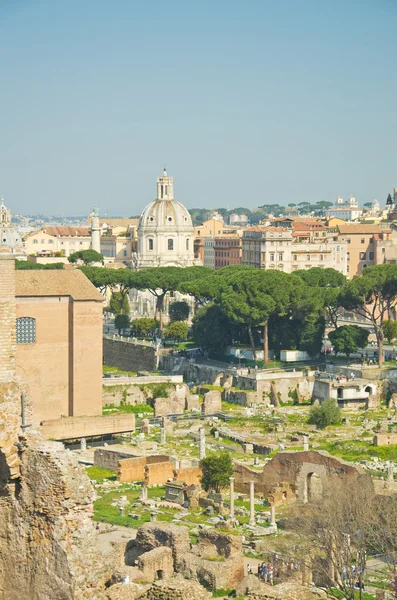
103 337 157 373
41 413 136 440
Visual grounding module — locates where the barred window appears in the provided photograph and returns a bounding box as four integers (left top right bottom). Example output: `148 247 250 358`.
16 317 36 344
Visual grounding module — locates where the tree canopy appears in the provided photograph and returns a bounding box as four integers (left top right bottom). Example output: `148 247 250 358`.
68 249 103 265
169 301 190 322
109 291 130 315
328 325 369 357
200 452 233 493
162 321 189 341
339 264 397 366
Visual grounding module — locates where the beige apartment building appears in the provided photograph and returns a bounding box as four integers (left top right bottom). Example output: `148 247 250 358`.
14 267 103 423
26 226 92 257
242 227 347 274
333 224 392 277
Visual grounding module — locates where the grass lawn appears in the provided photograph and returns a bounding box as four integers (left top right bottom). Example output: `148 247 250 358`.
317 440 397 462
103 403 154 415
85 466 116 482
103 365 137 377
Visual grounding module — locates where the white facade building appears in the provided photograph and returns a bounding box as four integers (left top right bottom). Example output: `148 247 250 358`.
324 196 363 221
137 169 199 268
242 228 347 274
0 199 24 255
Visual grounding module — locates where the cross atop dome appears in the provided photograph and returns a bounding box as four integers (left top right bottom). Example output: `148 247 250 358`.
157 168 174 200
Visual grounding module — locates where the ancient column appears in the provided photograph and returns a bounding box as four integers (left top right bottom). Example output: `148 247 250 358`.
229 477 235 520
388 463 394 482
199 427 206 460
249 480 255 526
270 503 276 526
160 427 166 443
80 437 86 451
303 435 309 451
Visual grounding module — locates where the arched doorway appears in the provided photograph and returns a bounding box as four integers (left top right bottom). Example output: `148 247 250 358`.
305 472 323 503
337 387 343 399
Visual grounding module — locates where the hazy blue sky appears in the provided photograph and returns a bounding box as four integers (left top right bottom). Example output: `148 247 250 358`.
0 0 396 216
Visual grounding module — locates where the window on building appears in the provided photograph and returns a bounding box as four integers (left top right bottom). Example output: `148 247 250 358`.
48 239 54 244
347 266 349 273
270 253 275 261
16 317 36 344
320 254 324 261
361 238 365 244
307 255 310 261
33 239 38 244
168 239 174 251
197 230 200 235
363 264 368 268
347 239 351 244
123 250 127 257
360 252 366 260
186 239 189 250
41 239 45 244
347 252 350 260
148 238 153 250
278 253 283 261
293 255 297 261
382 247 386 253
369 252 374 260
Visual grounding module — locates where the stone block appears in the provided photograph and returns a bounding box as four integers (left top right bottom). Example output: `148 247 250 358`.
202 391 222 415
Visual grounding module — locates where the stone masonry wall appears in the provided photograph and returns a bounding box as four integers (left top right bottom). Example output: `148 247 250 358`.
0 254 16 381
175 466 202 486
146 460 175 486
94 448 138 471
103 338 157 373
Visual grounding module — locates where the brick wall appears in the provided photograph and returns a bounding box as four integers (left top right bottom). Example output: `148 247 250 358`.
175 466 202 486
117 455 171 483
146 460 174 486
103 337 157 372
0 255 16 381
40 413 135 440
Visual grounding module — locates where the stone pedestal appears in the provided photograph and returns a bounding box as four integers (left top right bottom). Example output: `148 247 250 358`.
388 463 394 481
80 437 86 451
229 477 235 520
303 435 309 451
142 419 151 435
249 480 255 526
139 485 148 500
199 428 206 460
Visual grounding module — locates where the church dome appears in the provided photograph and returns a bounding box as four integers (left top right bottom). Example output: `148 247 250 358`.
139 198 193 230
138 169 193 231
137 169 198 268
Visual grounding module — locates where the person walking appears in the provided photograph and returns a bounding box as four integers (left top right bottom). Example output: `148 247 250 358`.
262 563 268 583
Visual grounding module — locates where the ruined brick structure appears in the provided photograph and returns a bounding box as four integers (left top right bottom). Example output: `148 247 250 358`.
234 450 366 504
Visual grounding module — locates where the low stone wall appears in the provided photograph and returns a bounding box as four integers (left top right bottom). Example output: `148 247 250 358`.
102 376 183 407
41 413 136 440
374 433 397 446
103 337 157 373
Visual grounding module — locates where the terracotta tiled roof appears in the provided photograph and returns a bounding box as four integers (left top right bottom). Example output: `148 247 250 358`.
28 227 91 237
15 270 104 301
293 222 326 231
338 224 388 234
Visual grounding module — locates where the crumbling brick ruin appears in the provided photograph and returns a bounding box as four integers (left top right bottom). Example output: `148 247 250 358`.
234 449 367 504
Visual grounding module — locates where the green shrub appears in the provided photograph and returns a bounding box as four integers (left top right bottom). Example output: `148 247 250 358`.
308 398 341 429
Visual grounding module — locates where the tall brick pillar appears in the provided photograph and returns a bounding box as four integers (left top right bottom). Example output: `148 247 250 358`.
0 253 16 382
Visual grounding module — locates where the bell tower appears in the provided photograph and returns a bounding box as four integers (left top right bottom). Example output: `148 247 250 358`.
156 168 174 200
